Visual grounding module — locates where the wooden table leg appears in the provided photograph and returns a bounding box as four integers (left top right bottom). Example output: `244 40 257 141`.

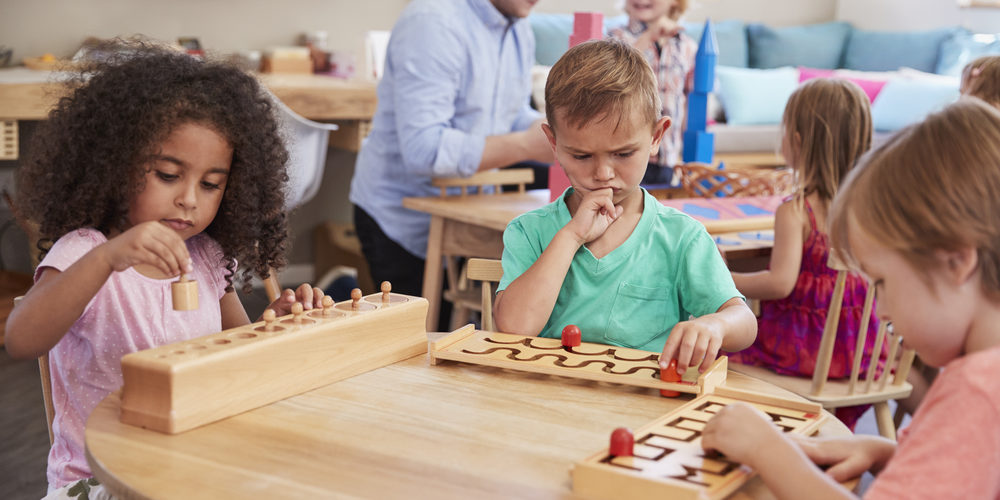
422 216 445 331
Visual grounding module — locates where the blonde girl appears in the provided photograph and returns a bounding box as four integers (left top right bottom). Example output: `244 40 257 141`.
728 78 881 429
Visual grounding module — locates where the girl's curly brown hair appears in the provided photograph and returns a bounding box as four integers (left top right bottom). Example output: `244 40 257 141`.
16 39 290 292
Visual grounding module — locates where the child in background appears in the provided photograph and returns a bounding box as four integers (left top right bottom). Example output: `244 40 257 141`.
5 41 325 497
494 40 756 376
702 98 1000 499
607 0 696 185
727 78 879 430
961 55 1000 108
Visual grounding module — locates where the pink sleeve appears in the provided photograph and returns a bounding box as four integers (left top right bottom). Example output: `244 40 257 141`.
189 235 232 300
864 371 1000 499
34 229 103 281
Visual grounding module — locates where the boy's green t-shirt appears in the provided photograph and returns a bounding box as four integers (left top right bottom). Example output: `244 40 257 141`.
498 188 743 353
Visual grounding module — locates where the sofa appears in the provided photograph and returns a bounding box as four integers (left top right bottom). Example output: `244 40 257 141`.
528 14 1000 154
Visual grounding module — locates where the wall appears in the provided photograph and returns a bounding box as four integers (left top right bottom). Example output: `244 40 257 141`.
837 0 1000 32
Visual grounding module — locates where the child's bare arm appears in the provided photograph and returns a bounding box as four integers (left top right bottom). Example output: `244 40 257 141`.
5 222 191 359
659 297 756 374
703 403 867 500
495 188 621 335
732 201 805 300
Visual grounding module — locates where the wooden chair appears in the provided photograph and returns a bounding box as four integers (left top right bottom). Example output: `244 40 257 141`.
433 169 533 330
674 162 796 198
11 295 55 445
729 254 915 440
467 258 504 332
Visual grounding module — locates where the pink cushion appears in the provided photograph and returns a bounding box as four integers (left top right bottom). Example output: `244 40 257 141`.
797 67 889 103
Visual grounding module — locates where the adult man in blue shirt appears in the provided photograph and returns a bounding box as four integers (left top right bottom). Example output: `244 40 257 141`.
350 0 553 320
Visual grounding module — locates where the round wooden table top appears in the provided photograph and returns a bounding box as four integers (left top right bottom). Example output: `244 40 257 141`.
86 343 854 499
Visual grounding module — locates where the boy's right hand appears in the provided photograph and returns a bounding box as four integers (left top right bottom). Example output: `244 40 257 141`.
564 187 623 244
102 221 192 277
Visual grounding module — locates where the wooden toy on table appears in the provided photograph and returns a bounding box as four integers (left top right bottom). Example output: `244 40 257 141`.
429 324 727 396
572 386 826 500
170 274 198 311
119 283 428 434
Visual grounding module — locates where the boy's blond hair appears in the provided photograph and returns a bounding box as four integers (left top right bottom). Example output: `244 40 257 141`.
961 55 1000 108
545 39 660 135
829 98 1000 300
783 78 872 204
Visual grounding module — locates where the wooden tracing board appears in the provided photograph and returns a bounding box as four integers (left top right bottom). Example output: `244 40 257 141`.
119 291 428 434
572 386 826 500
429 325 727 395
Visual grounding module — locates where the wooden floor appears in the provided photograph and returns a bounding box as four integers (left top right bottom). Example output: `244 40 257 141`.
1 350 50 500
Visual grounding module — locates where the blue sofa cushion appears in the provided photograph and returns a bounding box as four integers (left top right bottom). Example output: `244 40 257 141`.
715 65 799 125
936 31 1000 76
528 13 629 66
871 77 959 132
746 21 851 69
843 27 960 73
682 19 749 68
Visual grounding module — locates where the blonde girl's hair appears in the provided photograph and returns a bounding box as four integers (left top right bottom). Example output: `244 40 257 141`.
782 78 872 205
829 98 1000 300
545 39 660 135
961 55 1000 108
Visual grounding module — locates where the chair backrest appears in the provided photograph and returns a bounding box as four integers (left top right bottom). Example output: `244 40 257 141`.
432 168 534 197
38 352 55 445
730 252 916 440
674 162 795 198
811 254 917 401
272 96 340 211
467 258 504 332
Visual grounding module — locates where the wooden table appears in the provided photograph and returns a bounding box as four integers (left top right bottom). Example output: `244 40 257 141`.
86 340 854 499
402 190 781 331
0 68 377 153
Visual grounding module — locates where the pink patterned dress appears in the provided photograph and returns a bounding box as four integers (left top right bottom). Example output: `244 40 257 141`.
729 198 883 429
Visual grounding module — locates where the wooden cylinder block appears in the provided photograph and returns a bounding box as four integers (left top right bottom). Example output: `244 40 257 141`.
172 276 199 311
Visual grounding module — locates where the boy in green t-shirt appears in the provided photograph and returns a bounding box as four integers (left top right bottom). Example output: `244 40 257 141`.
494 39 757 377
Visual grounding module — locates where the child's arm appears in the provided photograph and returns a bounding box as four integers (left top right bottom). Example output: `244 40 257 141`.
494 188 622 335
732 201 805 300
633 16 682 52
702 402 895 500
659 297 757 374
5 222 192 359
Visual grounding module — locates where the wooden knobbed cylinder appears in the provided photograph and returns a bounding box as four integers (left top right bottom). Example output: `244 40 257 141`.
172 274 199 311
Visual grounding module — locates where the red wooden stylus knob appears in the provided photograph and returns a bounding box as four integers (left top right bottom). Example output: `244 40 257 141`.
660 359 681 397
561 324 581 347
609 427 634 457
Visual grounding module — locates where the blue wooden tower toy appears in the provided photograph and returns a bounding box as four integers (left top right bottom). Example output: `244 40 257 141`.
682 19 718 164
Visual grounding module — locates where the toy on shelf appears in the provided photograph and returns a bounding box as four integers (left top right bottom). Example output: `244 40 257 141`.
119 283 428 434
429 324 727 396
682 19 718 164
572 386 825 500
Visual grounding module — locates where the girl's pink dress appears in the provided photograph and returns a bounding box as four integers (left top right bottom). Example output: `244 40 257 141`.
729 198 883 429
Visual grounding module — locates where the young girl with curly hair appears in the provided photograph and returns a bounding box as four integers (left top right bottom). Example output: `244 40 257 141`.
5 41 325 497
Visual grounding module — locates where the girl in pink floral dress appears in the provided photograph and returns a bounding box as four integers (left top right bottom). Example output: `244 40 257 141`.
728 78 882 430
